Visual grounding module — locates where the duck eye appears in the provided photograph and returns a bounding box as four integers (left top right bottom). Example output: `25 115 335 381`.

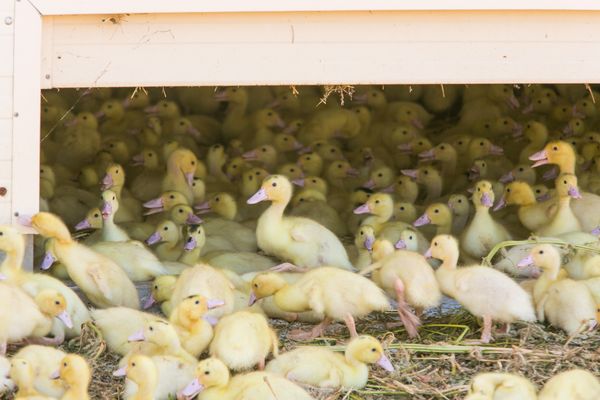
539 250 544 254
55 300 60 305
253 283 258 288
94 214 99 217
306 157 311 161
518 168 523 171
272 182 277 187
337 164 342 169
479 142 484 146
63 362 67 367
434 209 439 213
375 200 380 204
507 188 511 193
371 348 377 352
131 362 136 367
400 206 405 211
267 112 272 117
154 285 158 289
477 188 481 192
83 116 88 120
378 173 383 177
440 145 445 150
553 146 558 151
312 180 316 183
248 176 253 181
503 120 508 125
563 180 567 184
195 300 200 305
484 124 490 129
163 227 168 231
149 326 154 331
562 107 567 112
112 197 116 201
409 236 413 240
360 231 364 235
434 242 438 246
180 121 185 126
191 161 196 165
179 209 183 213
457 199 462 203
255 171 261 176
458 141 463 145
423 170 428 175
205 371 210 375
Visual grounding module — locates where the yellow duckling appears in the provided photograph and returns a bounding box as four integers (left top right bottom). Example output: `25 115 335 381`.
447 194 471 235
494 181 550 232
51 354 90 400
127 319 196 363
145 220 184 262
209 310 278 371
427 235 535 343
178 357 314 400
465 372 537 400
461 181 511 261
30 212 139 309
413 202 453 236
289 188 348 237
97 190 131 242
13 345 66 398
10 358 54 400
248 175 353 270
0 226 89 338
144 275 177 315
266 334 394 389
249 267 390 340
0 285 72 353
114 353 196 400
353 225 375 271
162 148 198 204
362 239 441 337
100 163 142 223
538 369 600 400
518 245 596 336
130 149 163 202
170 295 224 358
91 307 169 356
169 263 234 319
535 174 583 237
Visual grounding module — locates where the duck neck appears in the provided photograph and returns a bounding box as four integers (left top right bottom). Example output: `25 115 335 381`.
179 246 201 265
273 282 310 313
436 222 452 235
63 384 90 400
0 240 24 277
343 351 369 385
260 199 287 226
424 178 443 200
533 262 561 303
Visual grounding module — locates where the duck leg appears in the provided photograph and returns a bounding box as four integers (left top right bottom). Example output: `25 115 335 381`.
480 315 493 343
343 314 358 338
288 318 331 341
394 279 421 338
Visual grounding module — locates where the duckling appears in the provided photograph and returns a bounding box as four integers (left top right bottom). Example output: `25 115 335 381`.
114 353 196 400
401 165 443 203
249 267 390 340
465 372 537 400
248 175 353 270
538 369 600 400
0 225 90 338
393 202 418 224
130 149 163 202
97 190 130 242
518 245 596 336
169 295 224 358
0 284 73 352
353 225 375 271
289 189 348 237
413 203 453 237
178 357 314 400
12 345 66 398
447 194 471 235
266 334 393 389
536 174 583 236
145 275 177 315
209 310 278 371
31 212 139 309
162 148 198 204
146 220 184 262
461 181 511 261
361 239 441 337
427 235 535 343
127 319 196 363
101 163 142 223
10 358 54 400
52 354 90 400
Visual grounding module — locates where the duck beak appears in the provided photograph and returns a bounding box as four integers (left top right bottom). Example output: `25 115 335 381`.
101 174 113 190
40 252 56 270
186 213 203 225
195 202 212 214
411 118 424 130
50 369 60 380
364 236 375 251
591 227 600 236
143 197 164 210
418 148 436 161
203 315 219 326
424 248 432 258
142 294 156 309
517 254 534 268
145 232 162 246
397 143 413 153
248 291 258 306
346 168 360 178
489 144 504 156
180 378 205 398
128 329 145 342
353 203 371 215
362 179 376 190
352 93 368 104
144 105 159 114
522 103 534 114
242 150 258 161
187 126 202 139
400 169 418 179
395 239 407 250
132 154 145 166
17 214 33 227
247 188 268 205
291 178 305 187
529 150 549 168
112 366 127 377
381 185 395 194
0 273 6 281
499 171 515 184
292 140 304 151
377 354 395 372
185 172 195 187
94 110 105 120
543 166 559 182
207 299 225 309
74 219 91 231
481 192 493 208
56 311 73 329
184 237 197 251
101 202 112 220
537 192 551 202
413 213 431 227
568 186 582 199
493 196 507 211
275 117 286 129
507 94 520 109
213 91 229 102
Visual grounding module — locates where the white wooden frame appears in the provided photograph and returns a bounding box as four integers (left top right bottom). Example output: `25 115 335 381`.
9 0 600 228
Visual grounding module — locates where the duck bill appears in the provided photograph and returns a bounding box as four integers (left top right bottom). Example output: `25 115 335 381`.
400 169 418 179
40 252 56 270
568 186 582 199
592 227 600 236
352 93 368 104
418 148 436 161
132 154 145 166
144 105 159 114
424 248 432 258
186 213 203 225
213 91 229 102
292 140 304 151
185 172 195 187
180 378 205 398
194 202 212 214
397 143 413 153
537 192 551 202
143 197 164 209
247 188 268 205
94 110 105 120
493 196 507 211
74 219 91 231
50 369 60 380
353 203 371 215
128 329 145 342
517 254 534 268
489 144 504 156
291 178 305 187
112 366 127 377
413 213 431 227
207 299 225 309
203 315 219 326
184 237 197 251
499 171 515 184
395 239 407 250
362 179 376 190
242 150 258 161
381 185 395 194
248 291 258 306
364 236 375 251
101 202 112 220
187 126 202 139
101 174 114 190
56 311 73 329
411 118 424 130
507 94 520 109
346 168 360 178
543 167 559 182
480 192 493 208
275 117 286 129
145 232 162 246
529 150 549 168
521 103 534 114
142 294 156 309
377 354 395 372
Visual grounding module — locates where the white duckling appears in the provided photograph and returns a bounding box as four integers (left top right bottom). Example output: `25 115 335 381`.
538 369 600 400
266 334 393 389
248 175 354 270
10 358 55 400
427 235 536 343
13 345 66 398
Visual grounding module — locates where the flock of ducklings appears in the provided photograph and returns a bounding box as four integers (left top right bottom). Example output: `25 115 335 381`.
1 84 600 399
